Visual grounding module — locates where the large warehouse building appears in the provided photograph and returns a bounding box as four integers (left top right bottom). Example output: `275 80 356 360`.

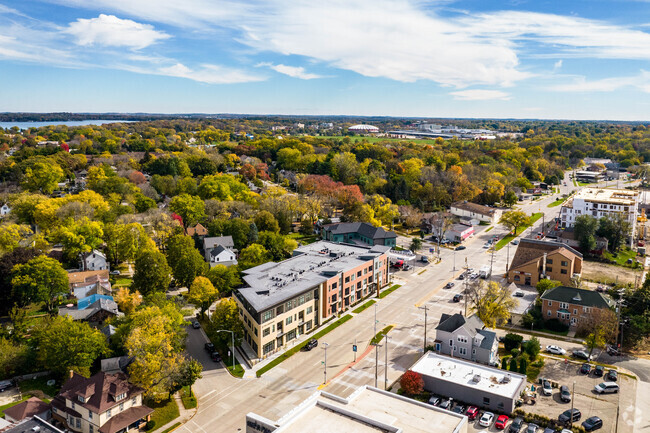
348 124 380 134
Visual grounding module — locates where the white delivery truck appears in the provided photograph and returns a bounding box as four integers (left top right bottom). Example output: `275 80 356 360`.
479 265 491 279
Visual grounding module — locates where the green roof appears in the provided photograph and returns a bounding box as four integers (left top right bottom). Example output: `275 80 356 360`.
541 286 613 309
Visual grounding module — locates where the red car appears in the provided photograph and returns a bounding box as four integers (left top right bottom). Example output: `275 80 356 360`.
495 415 509 430
466 406 479 420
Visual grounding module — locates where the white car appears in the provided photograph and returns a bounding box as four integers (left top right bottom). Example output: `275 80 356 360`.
541 379 553 396
546 345 566 355
479 412 495 428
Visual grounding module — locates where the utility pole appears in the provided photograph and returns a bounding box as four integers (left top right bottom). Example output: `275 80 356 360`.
464 257 469 317
418 305 429 351
322 343 329 384
489 243 495 279
384 335 389 390
371 342 382 388
374 303 378 337
570 381 576 428
506 242 511 274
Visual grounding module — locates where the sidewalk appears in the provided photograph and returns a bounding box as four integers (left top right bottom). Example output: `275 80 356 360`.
155 392 197 433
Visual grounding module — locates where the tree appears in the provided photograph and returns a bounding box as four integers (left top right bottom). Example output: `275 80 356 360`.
518 357 528 374
188 277 219 316
499 210 530 235
0 247 39 315
535 279 560 297
509 357 518 371
169 194 205 228
51 217 104 265
399 370 424 396
577 308 618 358
165 234 207 288
522 336 541 359
503 190 518 207
205 298 244 348
11 256 69 313
238 244 269 270
0 337 30 379
22 161 64 194
597 213 632 252
410 238 423 252
503 333 523 351
205 265 241 297
0 224 32 256
172 358 203 396
467 281 517 327
257 231 298 261
33 316 109 377
501 358 508 370
114 287 142 315
132 249 172 296
574 215 598 253
254 210 280 233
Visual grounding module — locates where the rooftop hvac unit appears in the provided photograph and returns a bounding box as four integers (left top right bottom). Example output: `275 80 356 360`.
472 374 481 383
502 375 511 383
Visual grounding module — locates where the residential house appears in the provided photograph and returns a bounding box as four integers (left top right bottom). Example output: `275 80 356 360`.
3 397 50 423
507 239 583 287
0 203 10 216
450 201 500 224
1 417 62 433
186 223 208 238
58 296 121 327
541 286 614 328
432 223 474 243
208 245 238 267
67 270 111 299
80 250 109 272
51 371 153 433
434 313 499 366
203 236 236 262
321 222 397 247
100 357 132 375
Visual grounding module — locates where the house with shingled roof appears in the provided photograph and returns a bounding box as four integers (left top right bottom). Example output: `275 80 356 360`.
434 313 499 366
540 286 614 328
3 397 50 423
321 222 397 247
507 238 582 287
51 371 152 433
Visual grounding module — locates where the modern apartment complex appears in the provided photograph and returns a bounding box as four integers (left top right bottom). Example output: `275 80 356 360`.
560 188 639 244
234 241 390 358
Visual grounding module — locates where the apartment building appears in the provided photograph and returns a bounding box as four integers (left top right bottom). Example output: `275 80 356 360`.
234 241 390 358
540 286 614 328
507 238 583 287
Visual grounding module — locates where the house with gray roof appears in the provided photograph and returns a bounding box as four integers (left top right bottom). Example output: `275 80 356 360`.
540 286 614 328
321 222 397 247
202 236 236 262
208 245 238 267
58 297 121 327
434 313 499 366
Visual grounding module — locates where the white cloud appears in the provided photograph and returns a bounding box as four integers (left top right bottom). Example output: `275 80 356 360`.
549 70 650 93
450 89 512 101
130 62 265 84
258 62 323 79
554 60 563 71
64 14 170 49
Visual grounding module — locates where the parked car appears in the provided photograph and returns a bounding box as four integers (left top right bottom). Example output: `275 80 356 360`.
439 399 452 410
445 282 455 289
606 345 621 356
466 406 479 420
546 345 566 355
560 385 572 402
458 273 465 280
210 351 222 362
572 350 592 360
420 256 430 263
606 370 618 381
403 264 412 271
495 415 509 430
428 395 441 406
0 380 13 392
110 270 121 275
455 245 466 251
204 342 215 353
479 412 495 428
543 428 555 433
304 339 318 351
559 409 581 424
580 363 592 374
594 365 604 377
192 321 200 329
453 294 463 302
511 239 519 245
452 404 466 414
509 417 524 433
527 423 539 433
541 379 553 396
513 290 525 298
582 417 603 432
594 382 619 394
483 243 491 249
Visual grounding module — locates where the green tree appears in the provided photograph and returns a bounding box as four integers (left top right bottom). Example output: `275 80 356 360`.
22 161 64 194
0 247 39 315
206 298 244 347
509 357 518 371
0 337 30 378
577 308 618 358
166 234 207 288
254 210 280 233
11 256 69 313
257 231 298 261
499 210 531 235
597 213 632 252
169 194 205 228
172 358 203 396
501 358 508 370
535 279 561 297
574 214 598 253
467 281 517 327
503 190 518 207
238 244 269 270
503 333 523 351
522 336 541 359
188 276 219 316
205 265 242 297
132 249 172 296
518 357 528 374
0 224 33 256
33 316 109 377
410 238 423 252
51 217 104 264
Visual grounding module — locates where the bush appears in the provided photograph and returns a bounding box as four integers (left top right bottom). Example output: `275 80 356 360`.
523 336 541 359
509 358 518 371
518 357 528 374
545 319 569 332
502 358 509 370
510 349 520 358
146 421 156 430
400 370 424 396
504 333 524 351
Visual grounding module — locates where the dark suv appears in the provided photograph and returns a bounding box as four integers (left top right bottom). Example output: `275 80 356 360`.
559 408 581 424
205 342 215 353
304 339 318 351
509 417 524 433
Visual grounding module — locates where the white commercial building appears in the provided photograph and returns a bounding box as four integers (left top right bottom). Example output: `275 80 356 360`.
245 386 468 433
410 352 527 414
560 188 639 245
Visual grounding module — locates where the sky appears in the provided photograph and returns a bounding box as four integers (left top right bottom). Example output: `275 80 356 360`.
2 0 650 120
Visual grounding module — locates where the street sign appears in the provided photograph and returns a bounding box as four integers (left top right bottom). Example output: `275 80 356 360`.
353 345 357 352
429 248 434 253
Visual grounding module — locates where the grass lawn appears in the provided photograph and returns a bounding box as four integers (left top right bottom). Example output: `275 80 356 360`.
287 233 319 244
495 212 543 251
145 397 180 431
603 248 640 267
352 299 376 314
212 342 245 378
526 358 545 382
256 315 353 377
179 386 197 409
577 181 590 187
113 276 133 288
19 376 59 397
370 325 394 345
547 198 564 208
572 179 578 187
159 423 181 433
378 284 402 299
485 226 493 232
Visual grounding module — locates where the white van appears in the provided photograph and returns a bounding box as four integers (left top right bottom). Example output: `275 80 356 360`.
594 382 619 394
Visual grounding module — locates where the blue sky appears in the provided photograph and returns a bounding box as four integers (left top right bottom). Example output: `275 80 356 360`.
2 0 650 120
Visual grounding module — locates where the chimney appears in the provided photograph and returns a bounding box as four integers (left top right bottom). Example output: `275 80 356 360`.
69 370 74 379
542 252 547 277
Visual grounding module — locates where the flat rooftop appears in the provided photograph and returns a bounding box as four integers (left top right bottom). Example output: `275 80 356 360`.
411 352 526 399
238 241 390 312
250 386 466 433
573 188 638 205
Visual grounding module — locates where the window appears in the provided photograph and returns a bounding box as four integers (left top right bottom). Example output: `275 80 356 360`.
557 312 561 318
573 309 578 315
263 341 275 355
263 327 270 337
546 267 553 272
561 261 568 267
107 409 112 419
254 328 258 336
71 402 75 410
345 276 350 283
132 397 137 406
89 412 93 420
116 393 126 401
298 296 305 306
276 305 284 315
546 258 553 264
286 330 297 341
560 302 568 309
119 403 124 411
306 320 312 331
472 349 476 355
457 336 468 343
90 426 94 433
331 294 337 303
483 397 490 405
357 271 362 277
286 300 293 311
78 396 85 403
351 274 355 281
449 339 453 346
331 282 337 289
547 310 551 316
286 316 293 325
306 306 313 314
561 269 567 274
514 275 520 281
262 310 274 323
548 301 552 306
76 418 81 429
459 347 467 355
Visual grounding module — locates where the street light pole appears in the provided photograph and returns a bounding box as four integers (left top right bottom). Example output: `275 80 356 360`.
384 335 389 390
215 329 235 370
453 249 456 272
322 343 329 384
418 305 429 351
570 381 576 428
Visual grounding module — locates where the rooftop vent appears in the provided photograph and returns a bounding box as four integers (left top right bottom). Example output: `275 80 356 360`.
502 375 511 383
472 374 481 383
572 293 582 302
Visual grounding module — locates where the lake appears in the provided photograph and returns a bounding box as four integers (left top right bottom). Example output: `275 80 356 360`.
0 120 134 129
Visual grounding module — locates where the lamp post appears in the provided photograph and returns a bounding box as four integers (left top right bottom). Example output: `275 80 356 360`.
453 248 456 272
570 381 576 427
384 334 389 390
322 343 329 384
215 329 235 370
371 342 382 388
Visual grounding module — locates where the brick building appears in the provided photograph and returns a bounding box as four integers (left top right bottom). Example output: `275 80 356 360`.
507 239 582 287
540 286 614 328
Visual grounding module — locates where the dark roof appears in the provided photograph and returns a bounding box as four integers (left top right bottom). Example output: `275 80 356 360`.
98 406 153 433
203 236 235 249
57 372 145 414
477 330 497 350
58 299 120 321
435 313 484 333
3 397 49 422
1 417 63 433
510 238 582 270
210 245 227 257
541 286 614 309
323 222 397 240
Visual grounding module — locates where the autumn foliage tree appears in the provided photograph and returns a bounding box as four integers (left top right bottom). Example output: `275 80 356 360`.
400 370 424 396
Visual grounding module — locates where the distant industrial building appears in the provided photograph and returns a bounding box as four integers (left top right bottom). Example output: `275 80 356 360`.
410 352 527 414
234 241 390 358
348 124 379 134
245 386 468 433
